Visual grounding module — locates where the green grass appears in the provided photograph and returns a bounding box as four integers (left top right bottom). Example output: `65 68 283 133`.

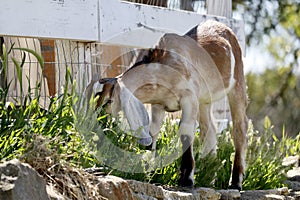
1 45 299 190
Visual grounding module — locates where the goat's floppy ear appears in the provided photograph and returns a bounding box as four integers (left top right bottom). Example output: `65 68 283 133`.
93 78 117 94
93 81 104 94
118 84 152 146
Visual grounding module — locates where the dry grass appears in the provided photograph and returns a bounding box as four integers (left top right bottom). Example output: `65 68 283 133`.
20 135 107 200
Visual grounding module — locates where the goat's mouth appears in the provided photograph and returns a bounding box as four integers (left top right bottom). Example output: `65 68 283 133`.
94 94 113 112
102 99 113 109
94 79 116 111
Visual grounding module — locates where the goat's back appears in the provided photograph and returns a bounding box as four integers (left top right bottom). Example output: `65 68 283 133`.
186 20 244 87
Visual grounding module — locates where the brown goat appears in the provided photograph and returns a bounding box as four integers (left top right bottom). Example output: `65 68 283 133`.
87 20 248 190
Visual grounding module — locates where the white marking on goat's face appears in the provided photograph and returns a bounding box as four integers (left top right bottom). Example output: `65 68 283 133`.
93 81 104 94
93 80 116 114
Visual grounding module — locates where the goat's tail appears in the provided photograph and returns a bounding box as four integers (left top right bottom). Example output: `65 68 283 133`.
226 29 244 82
226 25 248 107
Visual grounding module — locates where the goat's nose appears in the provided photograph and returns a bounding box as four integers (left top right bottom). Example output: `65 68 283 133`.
138 137 152 146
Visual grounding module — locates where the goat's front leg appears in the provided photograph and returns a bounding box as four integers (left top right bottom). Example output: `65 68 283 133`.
178 94 198 187
147 104 165 151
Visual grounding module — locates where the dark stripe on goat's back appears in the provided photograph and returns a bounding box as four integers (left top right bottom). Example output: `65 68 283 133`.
185 25 198 41
126 26 198 75
124 48 165 75
123 50 151 75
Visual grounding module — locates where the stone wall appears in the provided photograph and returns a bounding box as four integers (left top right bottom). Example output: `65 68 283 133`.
0 159 299 200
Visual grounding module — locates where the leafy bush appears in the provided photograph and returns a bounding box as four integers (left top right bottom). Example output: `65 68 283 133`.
243 117 295 190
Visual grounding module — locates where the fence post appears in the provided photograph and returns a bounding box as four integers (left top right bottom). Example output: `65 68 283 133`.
207 0 232 18
40 39 56 96
0 37 5 89
180 0 194 11
206 0 233 131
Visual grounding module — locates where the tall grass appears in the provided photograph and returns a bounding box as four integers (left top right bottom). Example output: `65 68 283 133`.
0 45 299 190
0 44 98 168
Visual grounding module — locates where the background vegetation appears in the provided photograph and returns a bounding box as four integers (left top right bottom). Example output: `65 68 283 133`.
236 0 300 137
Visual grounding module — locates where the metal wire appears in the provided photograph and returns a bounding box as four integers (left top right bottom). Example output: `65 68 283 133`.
125 0 206 13
2 37 135 108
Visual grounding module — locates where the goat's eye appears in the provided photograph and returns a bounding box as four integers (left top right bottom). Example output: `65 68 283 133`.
103 99 113 108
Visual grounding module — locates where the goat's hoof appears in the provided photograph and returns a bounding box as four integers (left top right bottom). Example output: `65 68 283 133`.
178 178 194 188
228 184 242 191
138 137 152 146
145 143 153 151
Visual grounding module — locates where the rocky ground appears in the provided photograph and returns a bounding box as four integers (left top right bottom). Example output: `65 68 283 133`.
0 157 299 200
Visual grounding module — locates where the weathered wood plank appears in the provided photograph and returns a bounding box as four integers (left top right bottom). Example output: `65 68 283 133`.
207 0 232 18
99 0 245 51
0 0 99 41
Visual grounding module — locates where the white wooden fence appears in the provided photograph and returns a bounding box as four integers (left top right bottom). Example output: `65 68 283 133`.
0 0 243 130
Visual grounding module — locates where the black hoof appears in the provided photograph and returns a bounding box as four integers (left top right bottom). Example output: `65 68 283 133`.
228 184 241 191
178 178 194 188
145 143 153 151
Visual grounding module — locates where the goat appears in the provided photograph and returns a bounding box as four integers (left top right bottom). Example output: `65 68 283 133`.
86 20 248 190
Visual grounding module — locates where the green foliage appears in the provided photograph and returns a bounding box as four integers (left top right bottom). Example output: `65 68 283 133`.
246 70 300 137
243 118 292 190
193 130 234 189
241 0 300 138
0 47 98 168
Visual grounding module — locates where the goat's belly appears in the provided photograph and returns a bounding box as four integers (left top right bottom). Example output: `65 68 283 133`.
134 84 181 112
163 100 181 112
198 81 235 104
149 98 181 112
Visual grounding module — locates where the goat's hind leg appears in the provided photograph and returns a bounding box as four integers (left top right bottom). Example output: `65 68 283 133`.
228 82 248 191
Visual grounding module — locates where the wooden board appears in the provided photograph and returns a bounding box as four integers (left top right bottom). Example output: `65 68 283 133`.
0 0 99 41
99 0 245 51
0 0 245 51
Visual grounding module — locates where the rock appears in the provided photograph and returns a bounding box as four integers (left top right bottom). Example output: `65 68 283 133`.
128 180 164 199
283 156 299 167
218 189 240 200
241 187 289 200
2 159 300 200
96 175 134 200
128 181 221 200
193 187 221 200
285 180 300 192
0 159 49 200
287 168 300 181
289 191 300 200
285 167 300 193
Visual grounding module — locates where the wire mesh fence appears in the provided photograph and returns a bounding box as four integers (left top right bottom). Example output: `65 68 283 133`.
0 0 231 130
2 37 136 108
125 0 206 13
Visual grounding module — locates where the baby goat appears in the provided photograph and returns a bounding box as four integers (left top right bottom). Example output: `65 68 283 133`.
87 20 248 190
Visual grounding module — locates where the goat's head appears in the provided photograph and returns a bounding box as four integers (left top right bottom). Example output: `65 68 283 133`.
89 77 152 146
92 78 117 113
